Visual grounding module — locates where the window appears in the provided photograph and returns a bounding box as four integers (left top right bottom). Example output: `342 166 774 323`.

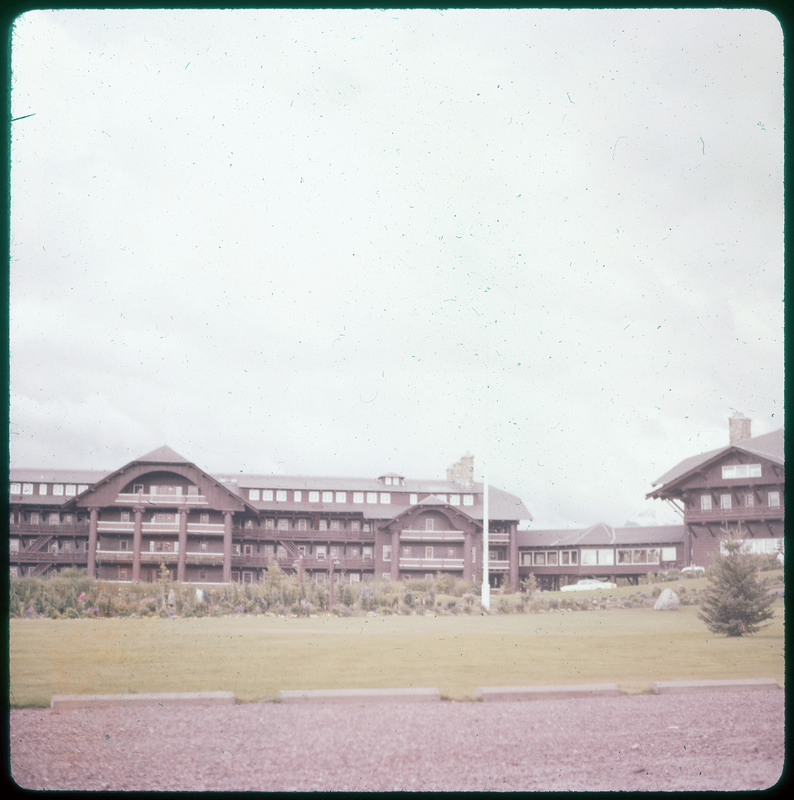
293 491 302 502
722 463 762 479
309 491 320 503
10 483 20 494
409 493 418 505
276 490 287 502
264 544 274 557
546 551 558 565
277 545 287 558
363 546 373 560
560 550 578 565
133 484 144 494
425 518 435 531
66 484 77 496
403 546 412 557
150 485 158 496
262 490 274 501
701 494 712 511
350 520 360 531
330 520 340 530
463 494 474 506
425 546 434 559
581 548 614 566
316 546 326 560
249 489 260 501
187 485 199 495
200 513 209 524
52 484 63 496
450 494 460 506
30 512 40 524
277 518 289 531
353 492 364 503
335 492 346 503
366 492 377 504
322 491 333 503
23 483 33 495
48 513 59 525
319 519 328 531
661 547 677 561
383 545 392 562
265 518 274 529
720 494 732 510
121 511 131 523
769 491 781 508
297 519 308 531
533 552 545 565
119 568 128 580
63 514 73 524
330 546 339 558
120 540 129 551
746 492 756 507
77 484 88 494
244 544 253 556
39 484 48 495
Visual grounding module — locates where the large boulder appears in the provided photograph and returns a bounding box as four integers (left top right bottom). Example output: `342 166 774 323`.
654 588 680 611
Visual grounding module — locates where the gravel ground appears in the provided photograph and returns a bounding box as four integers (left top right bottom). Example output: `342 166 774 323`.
9 689 785 792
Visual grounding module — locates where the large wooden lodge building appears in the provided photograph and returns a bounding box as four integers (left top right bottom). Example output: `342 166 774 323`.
8 415 784 589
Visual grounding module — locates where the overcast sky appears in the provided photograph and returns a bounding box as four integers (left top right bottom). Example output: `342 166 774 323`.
9 8 784 529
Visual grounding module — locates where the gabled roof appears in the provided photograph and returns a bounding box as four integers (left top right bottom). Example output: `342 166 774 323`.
134 445 193 465
648 428 784 496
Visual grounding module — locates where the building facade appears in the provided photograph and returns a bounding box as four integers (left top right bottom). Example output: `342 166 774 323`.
8 447 531 590
647 415 785 566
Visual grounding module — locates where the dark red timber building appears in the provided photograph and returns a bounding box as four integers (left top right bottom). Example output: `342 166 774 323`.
9 448 531 589
647 414 785 567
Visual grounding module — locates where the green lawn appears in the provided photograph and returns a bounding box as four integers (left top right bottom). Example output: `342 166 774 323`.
9 601 784 707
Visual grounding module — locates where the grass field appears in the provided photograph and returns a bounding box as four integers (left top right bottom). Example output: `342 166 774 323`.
9 599 784 707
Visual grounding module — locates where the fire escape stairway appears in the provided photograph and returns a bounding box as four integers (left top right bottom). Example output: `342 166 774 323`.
24 534 55 553
278 539 303 568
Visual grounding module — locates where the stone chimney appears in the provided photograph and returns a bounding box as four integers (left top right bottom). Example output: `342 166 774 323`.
447 453 474 488
729 412 752 444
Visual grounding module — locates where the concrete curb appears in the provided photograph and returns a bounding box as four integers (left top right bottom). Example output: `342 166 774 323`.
650 678 781 695
50 691 235 710
276 687 441 703
475 683 621 702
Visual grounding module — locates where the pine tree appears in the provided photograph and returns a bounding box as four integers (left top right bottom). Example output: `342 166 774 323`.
697 533 776 636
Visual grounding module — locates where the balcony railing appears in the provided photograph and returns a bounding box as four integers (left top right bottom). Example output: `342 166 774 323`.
399 557 465 571
399 529 465 542
686 505 784 522
9 523 90 535
114 492 208 506
487 532 511 544
232 526 375 541
10 551 87 564
485 559 510 571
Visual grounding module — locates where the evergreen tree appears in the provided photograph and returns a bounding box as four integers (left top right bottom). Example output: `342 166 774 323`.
697 533 776 636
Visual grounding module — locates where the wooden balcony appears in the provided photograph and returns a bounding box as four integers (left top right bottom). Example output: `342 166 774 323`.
10 551 87 564
399 529 465 542
487 532 511 544
399 557 465 571
9 523 90 536
485 559 510 571
685 505 784 523
233 526 375 542
114 492 208 506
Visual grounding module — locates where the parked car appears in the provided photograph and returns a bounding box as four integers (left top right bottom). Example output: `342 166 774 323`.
681 566 706 577
560 578 618 592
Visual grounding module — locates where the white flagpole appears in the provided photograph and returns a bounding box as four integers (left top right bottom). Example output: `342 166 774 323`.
481 465 490 610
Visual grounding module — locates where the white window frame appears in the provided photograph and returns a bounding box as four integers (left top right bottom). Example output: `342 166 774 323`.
701 494 712 511
720 493 732 510
10 483 20 494
335 491 346 503
769 491 781 508
262 490 274 501
409 493 418 505
353 492 364 503
293 491 302 502
276 490 287 502
23 483 34 495
449 494 460 506
249 489 260 501
309 491 320 503
366 492 377 504
380 492 390 504
39 484 48 495
383 544 392 562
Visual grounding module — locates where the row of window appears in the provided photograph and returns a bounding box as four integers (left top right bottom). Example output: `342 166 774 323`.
699 490 780 511
721 463 762 479
11 482 89 496
247 488 476 507
522 546 678 567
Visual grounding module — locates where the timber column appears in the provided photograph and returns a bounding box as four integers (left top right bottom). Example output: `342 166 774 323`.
87 508 99 578
177 507 188 582
391 527 400 581
509 522 519 592
132 507 143 582
223 512 233 582
463 529 473 582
